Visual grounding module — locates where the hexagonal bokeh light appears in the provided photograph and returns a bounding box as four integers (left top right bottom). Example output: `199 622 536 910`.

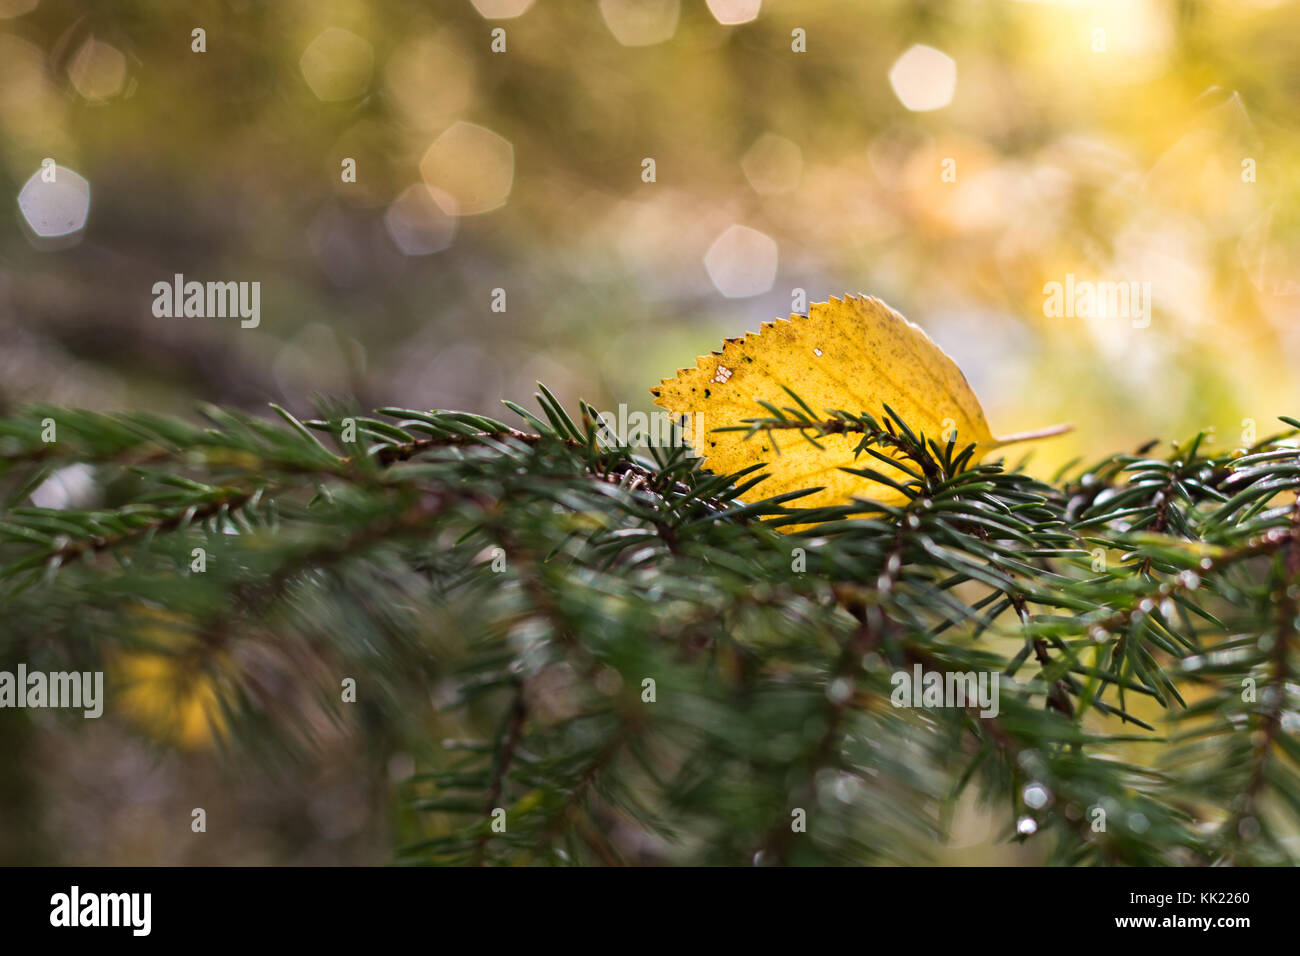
300 28 374 102
17 165 91 245
68 38 127 101
419 122 515 216
741 133 802 196
385 33 475 128
888 44 957 112
384 184 459 256
705 0 761 26
600 0 680 47
30 464 96 510
469 0 535 19
703 225 778 298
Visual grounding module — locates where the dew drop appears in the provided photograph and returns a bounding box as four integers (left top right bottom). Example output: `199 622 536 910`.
827 677 853 705
1023 783 1051 810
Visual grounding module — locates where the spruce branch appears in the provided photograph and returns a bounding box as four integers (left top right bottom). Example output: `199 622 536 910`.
4 392 1300 865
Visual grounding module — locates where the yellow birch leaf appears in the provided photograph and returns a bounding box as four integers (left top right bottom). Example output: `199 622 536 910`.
650 294 1067 528
110 605 232 750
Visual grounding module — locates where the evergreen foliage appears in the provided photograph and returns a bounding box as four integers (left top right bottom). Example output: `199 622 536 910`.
2 393 1298 866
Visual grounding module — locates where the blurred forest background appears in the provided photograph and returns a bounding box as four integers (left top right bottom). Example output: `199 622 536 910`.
1 0 1298 864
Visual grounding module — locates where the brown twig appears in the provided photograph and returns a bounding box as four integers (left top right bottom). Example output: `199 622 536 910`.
1226 494 1300 855
472 683 528 866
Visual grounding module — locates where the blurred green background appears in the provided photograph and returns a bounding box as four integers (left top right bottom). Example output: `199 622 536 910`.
1 0 1298 863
